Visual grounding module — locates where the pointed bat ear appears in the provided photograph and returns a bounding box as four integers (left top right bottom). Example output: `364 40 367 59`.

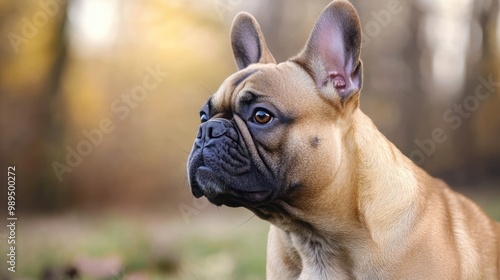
230 12 276 70
294 0 363 107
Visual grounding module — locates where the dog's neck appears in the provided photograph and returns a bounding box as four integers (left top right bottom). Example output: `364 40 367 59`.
254 109 425 278
349 109 422 245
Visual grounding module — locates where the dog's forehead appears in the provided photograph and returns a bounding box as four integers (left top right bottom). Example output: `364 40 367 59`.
211 65 269 110
211 62 313 111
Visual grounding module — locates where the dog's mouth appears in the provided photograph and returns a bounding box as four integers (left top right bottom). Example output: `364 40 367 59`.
192 166 274 207
187 117 276 207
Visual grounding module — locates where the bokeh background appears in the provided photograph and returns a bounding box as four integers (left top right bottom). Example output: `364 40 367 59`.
0 0 499 279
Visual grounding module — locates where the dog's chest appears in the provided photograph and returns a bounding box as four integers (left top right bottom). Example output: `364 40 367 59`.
289 232 392 280
289 233 353 279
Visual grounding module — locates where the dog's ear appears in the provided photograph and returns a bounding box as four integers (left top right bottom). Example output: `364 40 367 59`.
295 0 362 107
231 12 276 70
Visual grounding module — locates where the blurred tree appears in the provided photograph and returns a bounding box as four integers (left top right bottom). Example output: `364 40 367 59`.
426 0 500 182
457 0 500 181
0 0 69 211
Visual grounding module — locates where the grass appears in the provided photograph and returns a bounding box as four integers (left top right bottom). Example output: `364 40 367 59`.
4 192 499 279
4 209 268 279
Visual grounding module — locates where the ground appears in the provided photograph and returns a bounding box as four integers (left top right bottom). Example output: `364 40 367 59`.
3 185 499 280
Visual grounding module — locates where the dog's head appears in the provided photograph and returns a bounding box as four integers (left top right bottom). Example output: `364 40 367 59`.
187 0 362 209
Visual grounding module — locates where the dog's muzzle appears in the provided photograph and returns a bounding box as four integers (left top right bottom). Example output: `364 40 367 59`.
188 118 274 206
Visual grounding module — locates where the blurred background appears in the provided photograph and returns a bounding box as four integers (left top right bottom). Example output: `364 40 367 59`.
0 0 499 279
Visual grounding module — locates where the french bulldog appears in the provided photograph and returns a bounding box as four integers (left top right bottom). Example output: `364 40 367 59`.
187 1 500 279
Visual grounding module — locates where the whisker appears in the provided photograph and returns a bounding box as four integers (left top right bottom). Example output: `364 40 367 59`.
196 83 214 97
235 214 256 228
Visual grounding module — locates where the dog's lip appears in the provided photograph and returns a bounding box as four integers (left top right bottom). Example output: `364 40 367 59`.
195 166 226 198
194 166 273 204
191 184 204 198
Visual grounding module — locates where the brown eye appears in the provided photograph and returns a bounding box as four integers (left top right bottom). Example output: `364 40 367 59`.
253 110 273 124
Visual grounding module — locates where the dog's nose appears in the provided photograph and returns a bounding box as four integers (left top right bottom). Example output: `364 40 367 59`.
196 119 236 147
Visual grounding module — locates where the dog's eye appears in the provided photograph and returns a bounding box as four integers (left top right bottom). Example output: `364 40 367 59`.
253 109 273 125
200 112 208 123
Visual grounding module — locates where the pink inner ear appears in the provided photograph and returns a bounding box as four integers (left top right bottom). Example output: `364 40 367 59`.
329 71 346 89
313 20 349 88
296 1 362 100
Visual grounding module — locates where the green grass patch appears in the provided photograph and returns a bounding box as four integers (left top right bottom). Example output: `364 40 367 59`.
13 213 268 279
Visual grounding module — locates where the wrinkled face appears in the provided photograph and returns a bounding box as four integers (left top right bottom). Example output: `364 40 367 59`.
187 63 338 207
186 1 363 209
